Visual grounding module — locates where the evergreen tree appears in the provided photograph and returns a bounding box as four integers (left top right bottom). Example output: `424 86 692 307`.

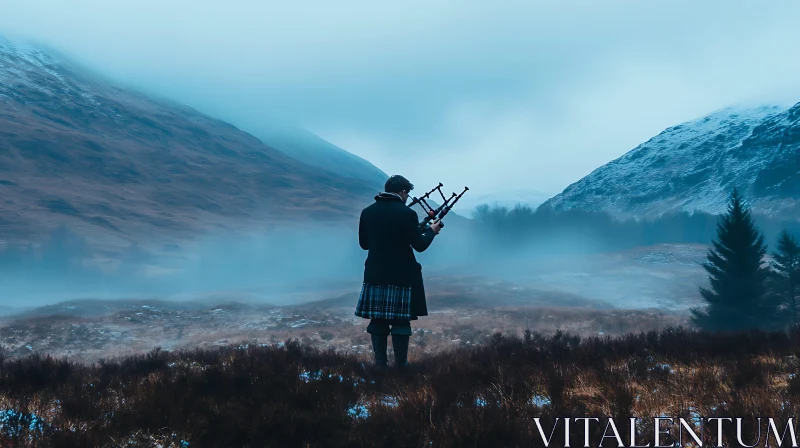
690 189 774 331
770 230 800 325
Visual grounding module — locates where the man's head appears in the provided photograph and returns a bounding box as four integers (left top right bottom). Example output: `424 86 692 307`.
385 175 414 203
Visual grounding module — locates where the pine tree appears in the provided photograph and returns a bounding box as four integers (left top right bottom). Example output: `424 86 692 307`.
770 230 800 326
690 189 773 331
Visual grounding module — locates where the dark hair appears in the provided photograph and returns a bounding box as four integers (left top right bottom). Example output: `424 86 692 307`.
384 175 414 194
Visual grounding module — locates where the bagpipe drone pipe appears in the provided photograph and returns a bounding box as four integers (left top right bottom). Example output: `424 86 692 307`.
407 182 469 231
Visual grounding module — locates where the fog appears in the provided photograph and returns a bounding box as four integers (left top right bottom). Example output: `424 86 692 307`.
0 217 616 311
6 202 800 314
0 204 730 313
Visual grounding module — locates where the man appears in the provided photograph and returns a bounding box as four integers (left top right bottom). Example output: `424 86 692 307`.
355 175 443 370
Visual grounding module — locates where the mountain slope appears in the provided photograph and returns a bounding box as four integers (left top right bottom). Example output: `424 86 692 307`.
541 103 800 219
0 38 376 247
256 124 388 188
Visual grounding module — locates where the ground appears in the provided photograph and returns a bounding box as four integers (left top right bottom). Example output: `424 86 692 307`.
0 296 688 363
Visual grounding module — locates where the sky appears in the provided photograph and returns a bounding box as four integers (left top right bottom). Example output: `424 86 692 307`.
2 0 800 198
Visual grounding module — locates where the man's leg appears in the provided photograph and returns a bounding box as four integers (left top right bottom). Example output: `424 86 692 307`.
366 319 390 367
389 320 412 370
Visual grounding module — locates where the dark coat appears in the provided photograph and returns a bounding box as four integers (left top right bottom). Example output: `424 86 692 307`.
359 192 436 318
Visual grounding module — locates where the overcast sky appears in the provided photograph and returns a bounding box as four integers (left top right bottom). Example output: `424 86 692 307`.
2 1 800 197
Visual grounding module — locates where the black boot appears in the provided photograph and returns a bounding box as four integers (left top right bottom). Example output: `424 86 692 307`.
370 333 389 368
392 334 410 371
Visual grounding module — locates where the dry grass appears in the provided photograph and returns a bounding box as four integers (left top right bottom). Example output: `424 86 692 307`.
1 327 800 447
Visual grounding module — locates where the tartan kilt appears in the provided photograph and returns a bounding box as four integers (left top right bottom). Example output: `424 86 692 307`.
355 283 414 320
356 265 428 320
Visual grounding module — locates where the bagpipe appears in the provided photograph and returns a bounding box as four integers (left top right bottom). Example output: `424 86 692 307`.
408 182 469 231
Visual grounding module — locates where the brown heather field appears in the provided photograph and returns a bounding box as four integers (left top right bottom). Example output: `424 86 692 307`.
2 326 800 447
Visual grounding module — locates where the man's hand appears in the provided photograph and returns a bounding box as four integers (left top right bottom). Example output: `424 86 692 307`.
429 219 443 235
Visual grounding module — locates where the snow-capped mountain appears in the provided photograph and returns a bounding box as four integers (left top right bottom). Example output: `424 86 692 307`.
541 103 800 219
0 37 378 247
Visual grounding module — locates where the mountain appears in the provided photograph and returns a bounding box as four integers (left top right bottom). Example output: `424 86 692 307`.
255 124 388 189
0 37 377 248
541 103 800 220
